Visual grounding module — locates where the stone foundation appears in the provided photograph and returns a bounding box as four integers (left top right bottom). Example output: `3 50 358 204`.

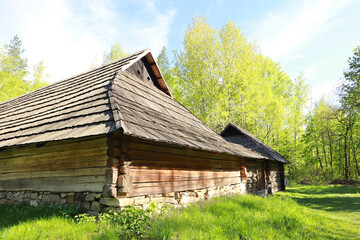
0 183 246 211
0 191 104 212
101 183 246 210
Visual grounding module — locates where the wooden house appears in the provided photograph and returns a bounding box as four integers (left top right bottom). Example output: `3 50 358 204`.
0 50 279 210
220 123 289 194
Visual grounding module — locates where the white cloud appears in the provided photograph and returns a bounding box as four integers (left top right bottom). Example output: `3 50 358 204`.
252 0 353 61
0 0 176 83
310 79 339 104
303 62 323 80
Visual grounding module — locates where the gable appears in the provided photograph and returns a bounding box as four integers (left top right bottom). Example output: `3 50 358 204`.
0 50 158 148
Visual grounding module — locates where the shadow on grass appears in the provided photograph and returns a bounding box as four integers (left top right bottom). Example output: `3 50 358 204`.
291 195 360 212
286 184 360 195
0 203 83 230
284 184 360 213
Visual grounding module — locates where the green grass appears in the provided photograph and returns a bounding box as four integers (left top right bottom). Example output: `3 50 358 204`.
0 204 99 240
1 184 359 239
149 184 360 239
277 184 360 239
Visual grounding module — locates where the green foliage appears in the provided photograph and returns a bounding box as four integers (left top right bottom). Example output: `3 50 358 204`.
172 16 309 175
0 35 49 102
341 45 360 110
102 42 127 64
74 206 151 239
156 46 183 103
146 201 159 213
3 35 28 75
27 61 49 92
299 46 360 182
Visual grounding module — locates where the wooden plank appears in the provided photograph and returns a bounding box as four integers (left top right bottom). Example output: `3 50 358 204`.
0 147 108 166
0 72 113 119
0 111 112 142
0 136 107 159
129 138 239 161
130 168 240 183
0 167 106 180
0 104 110 135
129 149 241 167
130 160 240 171
0 176 105 192
0 94 109 131
0 155 108 173
127 176 240 197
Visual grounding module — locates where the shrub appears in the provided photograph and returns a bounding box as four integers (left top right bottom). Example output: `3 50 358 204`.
75 205 151 239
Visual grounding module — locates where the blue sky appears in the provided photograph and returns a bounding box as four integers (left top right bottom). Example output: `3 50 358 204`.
1 0 359 102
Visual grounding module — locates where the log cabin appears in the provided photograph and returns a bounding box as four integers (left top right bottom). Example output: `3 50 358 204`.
220 123 289 194
0 49 281 210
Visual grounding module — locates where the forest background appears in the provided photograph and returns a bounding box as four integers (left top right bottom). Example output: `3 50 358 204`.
1 16 359 183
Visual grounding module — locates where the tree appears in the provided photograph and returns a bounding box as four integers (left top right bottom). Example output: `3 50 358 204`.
288 73 309 178
0 36 48 102
173 16 309 178
298 46 360 182
102 42 127 64
337 46 360 179
156 46 183 103
175 16 221 128
4 35 28 75
0 36 28 101
28 61 48 92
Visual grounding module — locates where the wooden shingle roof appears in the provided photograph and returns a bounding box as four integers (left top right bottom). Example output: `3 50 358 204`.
220 123 290 164
0 50 264 159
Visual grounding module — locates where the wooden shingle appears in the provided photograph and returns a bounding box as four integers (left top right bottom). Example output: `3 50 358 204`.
0 49 265 160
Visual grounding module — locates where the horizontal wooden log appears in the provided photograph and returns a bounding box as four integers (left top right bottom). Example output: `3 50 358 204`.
129 149 241 167
0 167 105 180
126 176 240 197
245 161 259 167
0 147 108 167
130 168 240 183
129 138 240 161
130 159 239 171
0 175 105 192
0 136 107 160
0 155 108 173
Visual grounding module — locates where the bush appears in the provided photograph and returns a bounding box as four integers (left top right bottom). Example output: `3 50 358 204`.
75 205 151 239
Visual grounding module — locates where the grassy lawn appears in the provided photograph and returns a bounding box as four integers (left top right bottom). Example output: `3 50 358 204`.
149 184 360 239
276 184 360 239
0 184 359 239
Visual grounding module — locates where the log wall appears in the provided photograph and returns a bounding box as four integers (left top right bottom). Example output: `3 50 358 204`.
269 161 284 193
245 159 286 195
246 159 261 194
116 137 245 197
0 136 108 193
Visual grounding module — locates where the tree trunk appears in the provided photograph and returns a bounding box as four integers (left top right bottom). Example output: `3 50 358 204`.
344 130 349 180
293 129 297 179
353 145 360 177
316 146 323 170
350 129 360 177
321 133 327 168
327 129 333 167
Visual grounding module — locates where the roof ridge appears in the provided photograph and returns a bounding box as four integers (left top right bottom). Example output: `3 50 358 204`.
0 49 149 108
107 70 125 132
222 122 289 163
